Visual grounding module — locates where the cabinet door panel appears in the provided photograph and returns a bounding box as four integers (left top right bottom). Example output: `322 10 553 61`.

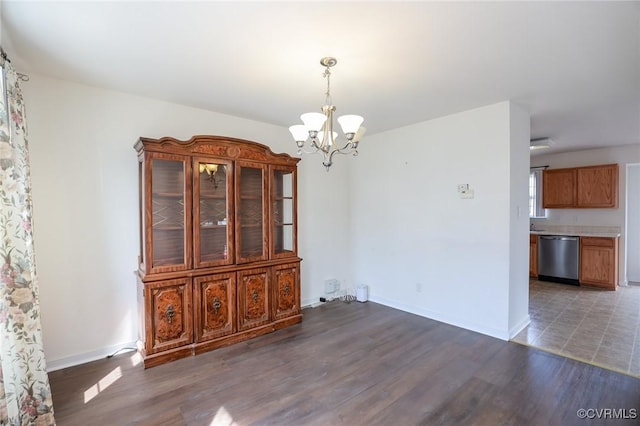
529 237 538 278
580 237 618 290
193 157 234 268
145 154 192 274
194 273 236 342
238 268 270 331
146 278 192 354
543 168 576 208
273 263 300 320
576 164 618 208
271 166 297 259
236 162 268 263
580 246 613 286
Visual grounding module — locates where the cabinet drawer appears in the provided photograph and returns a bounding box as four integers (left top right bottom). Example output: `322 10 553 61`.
581 237 614 247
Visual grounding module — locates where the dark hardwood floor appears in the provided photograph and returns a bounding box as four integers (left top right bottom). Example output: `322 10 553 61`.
49 301 640 425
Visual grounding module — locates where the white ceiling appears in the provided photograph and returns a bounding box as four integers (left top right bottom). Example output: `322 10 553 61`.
1 1 639 156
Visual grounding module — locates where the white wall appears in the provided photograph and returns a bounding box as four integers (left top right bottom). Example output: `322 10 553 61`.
22 74 351 370
627 164 640 283
22 74 531 368
349 101 530 340
508 103 531 337
531 144 640 284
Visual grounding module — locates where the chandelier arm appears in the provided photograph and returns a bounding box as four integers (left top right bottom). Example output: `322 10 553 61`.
297 142 321 156
310 137 325 153
327 139 353 151
333 142 356 155
326 143 358 166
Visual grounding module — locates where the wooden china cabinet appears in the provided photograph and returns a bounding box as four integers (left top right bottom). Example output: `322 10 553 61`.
135 135 301 368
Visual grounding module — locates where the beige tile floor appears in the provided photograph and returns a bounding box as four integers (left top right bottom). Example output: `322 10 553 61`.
513 279 640 378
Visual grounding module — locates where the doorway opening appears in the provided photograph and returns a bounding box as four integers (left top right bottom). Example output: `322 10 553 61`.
626 163 640 285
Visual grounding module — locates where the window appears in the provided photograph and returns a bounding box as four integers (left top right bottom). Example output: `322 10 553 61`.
529 169 546 218
0 62 8 143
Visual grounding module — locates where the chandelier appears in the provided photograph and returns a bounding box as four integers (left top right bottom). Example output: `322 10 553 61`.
289 57 365 171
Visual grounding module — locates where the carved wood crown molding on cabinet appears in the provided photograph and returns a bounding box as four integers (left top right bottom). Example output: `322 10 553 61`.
135 135 301 368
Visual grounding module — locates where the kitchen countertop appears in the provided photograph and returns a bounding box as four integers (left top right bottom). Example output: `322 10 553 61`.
530 230 621 238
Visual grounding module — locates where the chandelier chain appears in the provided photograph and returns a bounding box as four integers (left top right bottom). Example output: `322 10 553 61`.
323 66 332 105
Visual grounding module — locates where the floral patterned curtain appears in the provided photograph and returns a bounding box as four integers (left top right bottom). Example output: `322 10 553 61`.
0 53 55 425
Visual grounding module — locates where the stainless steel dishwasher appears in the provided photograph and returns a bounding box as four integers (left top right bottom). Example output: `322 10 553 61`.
538 235 580 285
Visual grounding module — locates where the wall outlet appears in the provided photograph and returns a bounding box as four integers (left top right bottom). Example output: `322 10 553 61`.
325 279 339 294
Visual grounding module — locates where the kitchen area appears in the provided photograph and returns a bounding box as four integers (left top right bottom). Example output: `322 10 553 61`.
515 149 640 377
532 230 620 288
529 163 621 290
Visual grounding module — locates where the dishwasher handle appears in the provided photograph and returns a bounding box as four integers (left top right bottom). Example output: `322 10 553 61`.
539 235 579 241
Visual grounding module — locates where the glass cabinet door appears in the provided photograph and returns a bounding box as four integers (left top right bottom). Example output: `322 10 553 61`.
147 154 191 273
271 166 297 258
235 161 268 263
193 158 233 267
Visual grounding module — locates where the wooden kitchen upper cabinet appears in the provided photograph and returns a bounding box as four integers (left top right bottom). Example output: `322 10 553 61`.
542 163 618 209
576 164 618 208
543 168 576 208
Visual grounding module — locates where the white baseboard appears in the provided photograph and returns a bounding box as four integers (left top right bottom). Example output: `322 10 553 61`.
509 314 531 339
46 298 529 371
301 296 324 308
369 295 511 341
46 297 324 371
46 341 137 372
